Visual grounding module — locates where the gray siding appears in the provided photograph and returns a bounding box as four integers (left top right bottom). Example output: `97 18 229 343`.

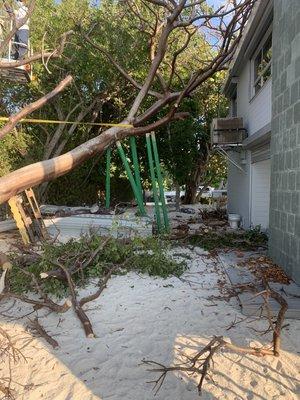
269 0 300 283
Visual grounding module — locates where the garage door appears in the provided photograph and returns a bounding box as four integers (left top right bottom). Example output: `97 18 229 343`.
251 159 271 230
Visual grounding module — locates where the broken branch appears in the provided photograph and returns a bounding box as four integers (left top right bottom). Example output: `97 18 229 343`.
143 281 288 396
54 260 95 338
40 238 110 280
27 317 59 349
0 75 73 140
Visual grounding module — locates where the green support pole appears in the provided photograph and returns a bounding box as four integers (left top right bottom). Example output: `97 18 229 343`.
129 136 143 200
150 132 170 232
146 133 162 233
116 141 146 216
105 148 111 209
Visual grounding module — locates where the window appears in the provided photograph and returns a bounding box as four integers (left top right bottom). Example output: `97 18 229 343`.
252 31 272 95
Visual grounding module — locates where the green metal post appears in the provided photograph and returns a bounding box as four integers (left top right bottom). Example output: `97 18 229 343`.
146 133 162 232
105 148 111 209
150 132 170 232
116 141 146 215
129 136 143 200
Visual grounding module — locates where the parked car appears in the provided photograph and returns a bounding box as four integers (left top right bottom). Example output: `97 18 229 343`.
164 190 185 204
198 186 214 198
146 186 227 204
211 189 227 198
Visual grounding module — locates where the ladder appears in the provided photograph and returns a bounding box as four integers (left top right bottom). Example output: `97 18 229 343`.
8 188 48 244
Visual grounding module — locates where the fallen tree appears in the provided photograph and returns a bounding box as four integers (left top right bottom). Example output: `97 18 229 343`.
0 0 256 204
3 233 186 338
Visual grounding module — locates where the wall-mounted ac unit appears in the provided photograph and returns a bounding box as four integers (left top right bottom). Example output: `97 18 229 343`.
211 117 247 146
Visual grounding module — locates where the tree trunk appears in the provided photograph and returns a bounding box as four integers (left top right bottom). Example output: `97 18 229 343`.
0 126 121 204
183 162 203 204
0 110 188 205
183 147 211 205
175 183 180 211
184 182 198 204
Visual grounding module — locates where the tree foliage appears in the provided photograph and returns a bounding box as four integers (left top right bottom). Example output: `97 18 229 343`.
157 73 228 198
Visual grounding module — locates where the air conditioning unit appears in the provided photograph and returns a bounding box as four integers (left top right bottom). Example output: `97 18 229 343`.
211 117 247 146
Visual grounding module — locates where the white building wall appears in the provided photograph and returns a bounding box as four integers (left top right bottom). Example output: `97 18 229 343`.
248 80 272 134
236 61 272 136
227 62 272 228
250 159 271 229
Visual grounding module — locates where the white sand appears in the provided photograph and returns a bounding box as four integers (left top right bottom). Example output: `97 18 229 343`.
0 241 300 400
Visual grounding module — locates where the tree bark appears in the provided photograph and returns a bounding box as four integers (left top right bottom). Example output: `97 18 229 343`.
175 183 180 211
0 76 73 140
183 161 204 204
184 181 198 204
0 126 117 204
183 146 211 204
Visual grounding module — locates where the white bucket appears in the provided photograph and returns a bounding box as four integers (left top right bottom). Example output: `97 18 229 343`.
228 213 241 229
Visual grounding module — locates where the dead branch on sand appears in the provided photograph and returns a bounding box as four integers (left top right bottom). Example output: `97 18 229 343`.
1 237 126 339
27 317 59 349
52 259 96 338
50 257 133 337
0 326 29 399
0 291 71 314
143 282 288 396
79 263 120 307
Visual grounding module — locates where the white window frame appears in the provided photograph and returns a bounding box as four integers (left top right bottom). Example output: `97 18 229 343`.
251 25 272 98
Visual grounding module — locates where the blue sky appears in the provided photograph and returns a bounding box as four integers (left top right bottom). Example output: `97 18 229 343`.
206 0 225 7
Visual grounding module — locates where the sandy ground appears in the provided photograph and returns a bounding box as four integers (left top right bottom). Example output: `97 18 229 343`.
0 234 300 400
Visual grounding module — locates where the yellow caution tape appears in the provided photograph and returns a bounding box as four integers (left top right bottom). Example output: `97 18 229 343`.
0 116 133 128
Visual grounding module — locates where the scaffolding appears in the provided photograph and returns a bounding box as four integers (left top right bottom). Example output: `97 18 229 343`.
0 10 32 84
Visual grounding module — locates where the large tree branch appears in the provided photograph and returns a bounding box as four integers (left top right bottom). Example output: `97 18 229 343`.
167 26 197 88
0 75 73 140
122 111 189 138
44 102 82 159
127 13 174 119
0 124 121 203
0 111 188 204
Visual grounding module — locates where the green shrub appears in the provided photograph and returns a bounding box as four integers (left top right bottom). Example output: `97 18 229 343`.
9 235 187 297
